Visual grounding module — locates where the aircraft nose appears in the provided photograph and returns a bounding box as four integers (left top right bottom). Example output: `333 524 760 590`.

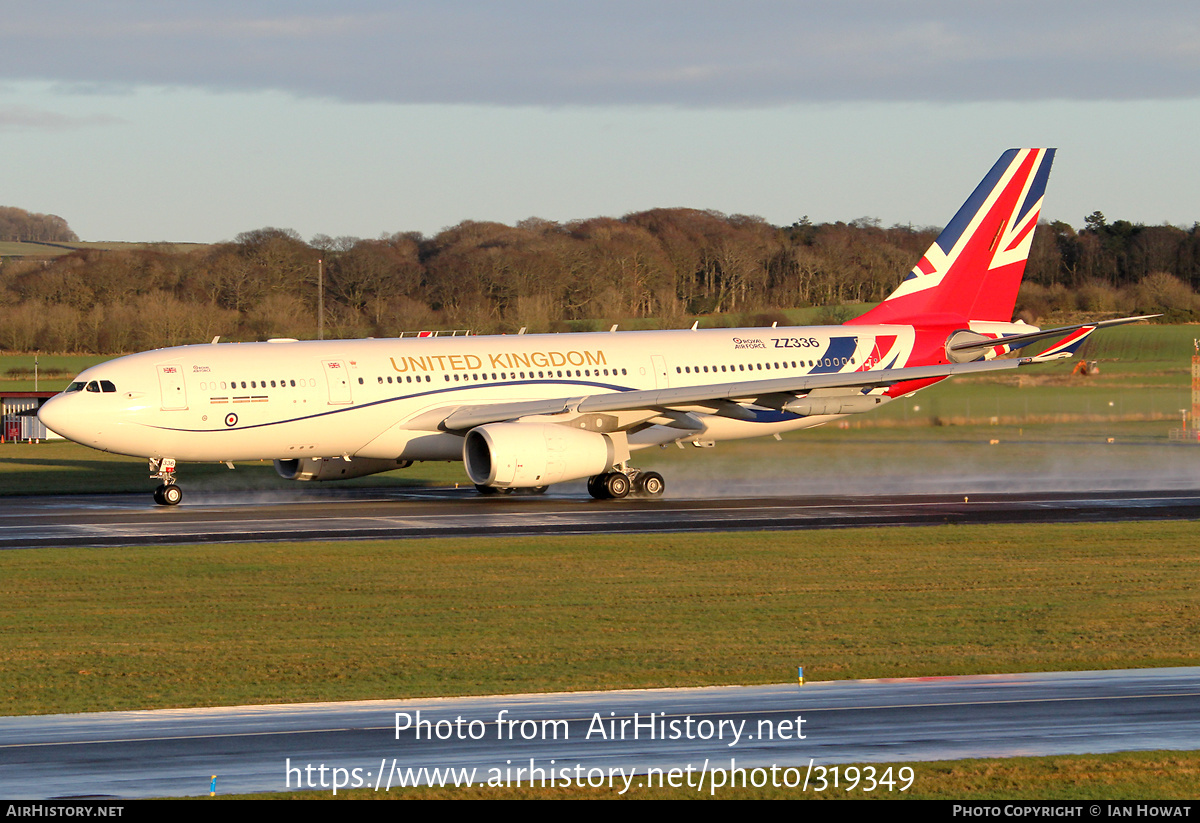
37 395 72 439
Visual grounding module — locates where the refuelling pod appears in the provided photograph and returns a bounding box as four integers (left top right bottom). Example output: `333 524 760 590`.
782 394 891 416
464 422 623 489
274 456 412 482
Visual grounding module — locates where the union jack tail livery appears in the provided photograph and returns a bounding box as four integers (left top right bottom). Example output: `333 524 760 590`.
848 148 1055 328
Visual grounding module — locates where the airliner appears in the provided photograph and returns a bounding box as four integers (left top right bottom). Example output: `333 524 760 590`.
38 149 1148 505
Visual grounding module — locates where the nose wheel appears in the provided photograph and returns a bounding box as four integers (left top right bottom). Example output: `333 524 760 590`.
153 484 183 506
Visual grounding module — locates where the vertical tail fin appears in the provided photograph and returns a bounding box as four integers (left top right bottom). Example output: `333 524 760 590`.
847 148 1055 327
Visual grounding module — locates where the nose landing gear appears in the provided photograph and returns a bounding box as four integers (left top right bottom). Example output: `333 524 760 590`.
149 457 183 506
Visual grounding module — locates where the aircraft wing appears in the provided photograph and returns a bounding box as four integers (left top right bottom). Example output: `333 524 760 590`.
436 357 1030 431
425 313 1145 432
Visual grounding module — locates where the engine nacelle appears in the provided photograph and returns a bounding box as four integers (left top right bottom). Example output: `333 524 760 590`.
464 423 621 488
274 456 412 482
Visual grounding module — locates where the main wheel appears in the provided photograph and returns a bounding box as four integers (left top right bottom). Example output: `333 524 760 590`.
587 474 608 499
152 485 165 505
603 472 630 499
636 471 665 497
160 484 182 506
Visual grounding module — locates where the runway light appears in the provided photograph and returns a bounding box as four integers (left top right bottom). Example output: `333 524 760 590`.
797 666 805 686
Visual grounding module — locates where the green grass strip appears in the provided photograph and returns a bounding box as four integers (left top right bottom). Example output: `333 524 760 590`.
3 522 1199 716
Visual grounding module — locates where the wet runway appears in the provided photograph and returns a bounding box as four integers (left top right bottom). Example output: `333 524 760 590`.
2 486 1200 549
3 667 1197 798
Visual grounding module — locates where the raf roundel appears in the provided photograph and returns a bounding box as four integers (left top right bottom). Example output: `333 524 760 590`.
224 413 238 427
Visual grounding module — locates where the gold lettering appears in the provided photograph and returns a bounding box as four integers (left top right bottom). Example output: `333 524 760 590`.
489 353 507 369
530 352 549 367
549 351 566 367
583 350 607 366
465 354 482 369
449 354 465 370
510 352 530 368
390 356 408 373
567 351 584 366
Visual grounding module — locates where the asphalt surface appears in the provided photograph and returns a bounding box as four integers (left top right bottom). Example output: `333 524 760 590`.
4 486 1200 549
2 667 1197 798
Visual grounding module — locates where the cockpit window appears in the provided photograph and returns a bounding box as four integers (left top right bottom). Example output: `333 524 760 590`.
74 380 117 394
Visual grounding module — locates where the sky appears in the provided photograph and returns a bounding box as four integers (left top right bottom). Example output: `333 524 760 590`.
2 1 1199 243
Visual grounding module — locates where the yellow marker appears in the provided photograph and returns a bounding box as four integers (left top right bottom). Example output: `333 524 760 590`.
797 666 805 686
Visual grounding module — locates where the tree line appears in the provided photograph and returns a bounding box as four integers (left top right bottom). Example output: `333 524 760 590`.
3 209 1200 354
0 206 78 244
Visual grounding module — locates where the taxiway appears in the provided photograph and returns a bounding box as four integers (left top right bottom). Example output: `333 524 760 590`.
2 667 1197 798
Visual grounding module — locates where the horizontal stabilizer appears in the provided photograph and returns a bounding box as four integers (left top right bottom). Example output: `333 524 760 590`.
949 315 1159 357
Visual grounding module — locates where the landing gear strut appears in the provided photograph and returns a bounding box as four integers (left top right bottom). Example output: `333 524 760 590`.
149 457 182 506
587 469 665 500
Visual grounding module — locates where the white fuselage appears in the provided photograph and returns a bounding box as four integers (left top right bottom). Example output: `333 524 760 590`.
38 324 941 466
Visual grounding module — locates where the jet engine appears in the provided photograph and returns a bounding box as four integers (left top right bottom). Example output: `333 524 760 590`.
273 456 412 482
464 422 621 489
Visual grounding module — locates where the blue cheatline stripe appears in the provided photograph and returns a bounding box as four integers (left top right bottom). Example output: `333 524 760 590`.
745 409 802 423
1017 149 1055 224
145 378 634 434
810 336 859 374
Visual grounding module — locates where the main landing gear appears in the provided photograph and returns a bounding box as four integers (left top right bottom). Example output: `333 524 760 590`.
587 469 664 500
149 457 183 506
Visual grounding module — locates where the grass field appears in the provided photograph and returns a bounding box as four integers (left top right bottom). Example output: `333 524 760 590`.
0 240 208 258
3 522 1198 717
